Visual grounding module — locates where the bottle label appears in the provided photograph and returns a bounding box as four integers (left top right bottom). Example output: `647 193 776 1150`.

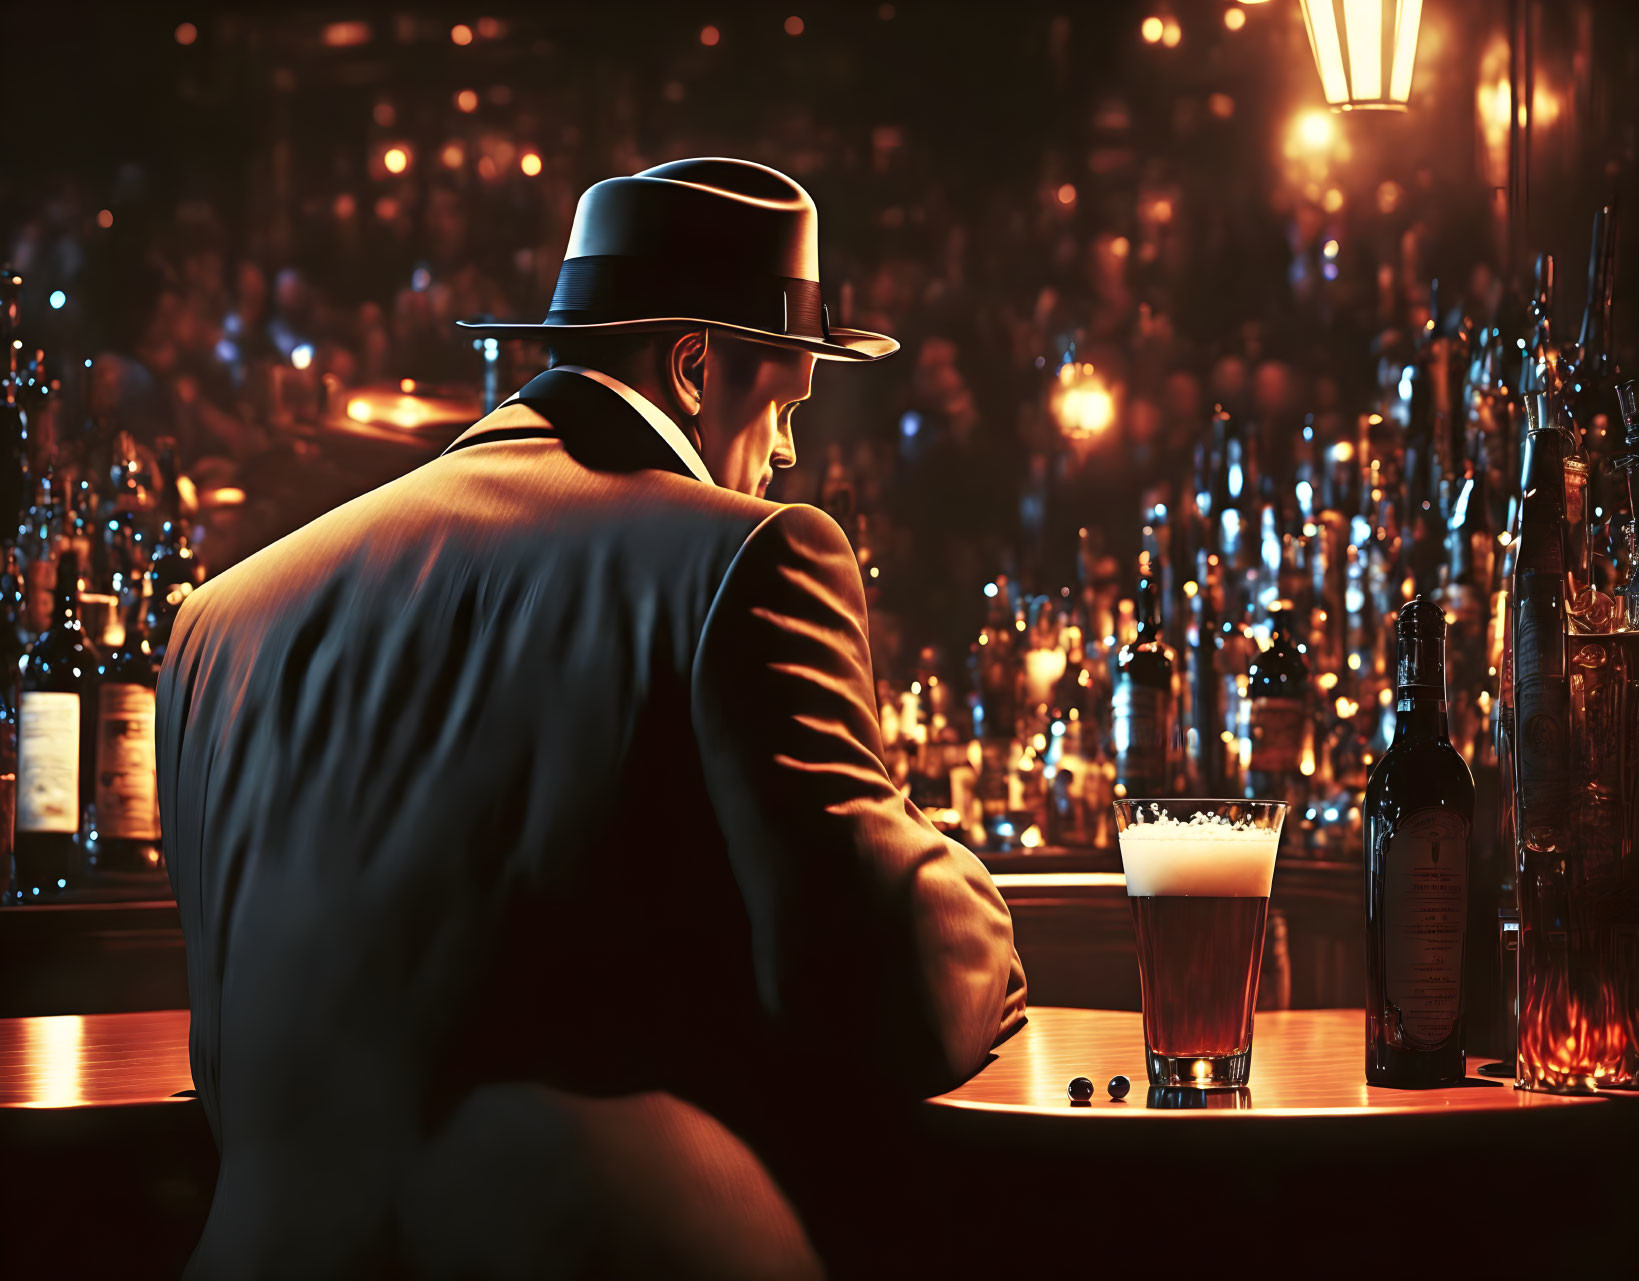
96 684 158 841
1113 682 1169 780
1248 696 1305 772
1382 809 1470 1050
18 691 80 834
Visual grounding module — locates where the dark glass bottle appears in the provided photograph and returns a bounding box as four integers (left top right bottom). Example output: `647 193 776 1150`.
1245 603 1310 807
1113 568 1175 797
1364 598 1476 1086
0 545 20 900
88 580 161 877
15 550 98 898
0 270 27 536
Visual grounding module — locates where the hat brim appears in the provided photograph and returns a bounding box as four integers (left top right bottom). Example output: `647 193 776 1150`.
455 315 897 362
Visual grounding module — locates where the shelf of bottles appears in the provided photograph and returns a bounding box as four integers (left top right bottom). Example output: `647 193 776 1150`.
875 206 1632 887
1 268 205 904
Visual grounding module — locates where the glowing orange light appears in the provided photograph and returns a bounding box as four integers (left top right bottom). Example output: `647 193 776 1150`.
332 193 356 219
374 196 399 221
1224 8 1246 31
383 147 409 174
1161 18 1182 47
22 1016 85 1109
450 23 474 45
476 17 502 39
1150 198 1174 223
400 378 417 394
347 398 373 423
174 22 198 46
96 209 114 229
207 487 247 507
322 21 371 47
373 101 396 128
1207 93 1235 119
517 151 542 177
1057 183 1077 206
1141 16 1164 43
437 142 463 169
455 88 479 113
700 24 721 46
477 155 499 181
784 15 805 36
1322 187 1345 213
1295 109 1335 150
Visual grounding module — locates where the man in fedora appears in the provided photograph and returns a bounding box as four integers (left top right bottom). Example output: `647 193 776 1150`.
157 157 1026 1279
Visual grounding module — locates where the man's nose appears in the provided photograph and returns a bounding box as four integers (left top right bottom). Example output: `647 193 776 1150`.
772 417 797 469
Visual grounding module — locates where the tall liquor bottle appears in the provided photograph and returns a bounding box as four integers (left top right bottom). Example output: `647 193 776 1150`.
0 546 19 900
1113 566 1175 797
1244 603 1310 808
15 550 98 897
1364 598 1476 1086
89 578 160 876
1511 402 1571 859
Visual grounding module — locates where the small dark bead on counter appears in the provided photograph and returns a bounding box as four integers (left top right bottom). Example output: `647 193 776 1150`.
1107 1074 1131 1100
1067 1075 1095 1102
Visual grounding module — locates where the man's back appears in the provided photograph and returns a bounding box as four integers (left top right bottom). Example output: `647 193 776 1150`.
159 383 1023 1277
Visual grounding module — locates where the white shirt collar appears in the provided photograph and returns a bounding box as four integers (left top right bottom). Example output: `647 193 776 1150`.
548 365 715 487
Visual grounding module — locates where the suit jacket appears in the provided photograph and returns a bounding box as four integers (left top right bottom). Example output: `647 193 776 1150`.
157 366 1027 1280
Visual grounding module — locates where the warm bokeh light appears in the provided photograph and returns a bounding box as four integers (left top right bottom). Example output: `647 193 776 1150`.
450 23 474 46
520 151 543 177
333 193 357 218
383 147 409 174
321 20 371 47
1322 186 1345 212
476 17 502 39
1053 363 1117 438
700 24 721 46
1141 16 1164 43
1110 235 1131 258
1056 183 1076 206
1224 8 1246 31
374 196 399 221
400 378 417 393
372 101 396 127
1299 0 1422 110
455 88 479 113
174 22 198 46
1295 109 1335 150
784 15 805 36
96 209 114 229
441 142 466 169
1161 18 1181 47
347 398 373 424
1207 92 1235 119
291 344 313 371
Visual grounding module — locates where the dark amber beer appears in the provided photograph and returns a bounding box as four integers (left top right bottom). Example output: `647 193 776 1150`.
1115 800 1285 1088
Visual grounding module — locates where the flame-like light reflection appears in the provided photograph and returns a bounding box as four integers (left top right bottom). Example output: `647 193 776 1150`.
22 1015 85 1109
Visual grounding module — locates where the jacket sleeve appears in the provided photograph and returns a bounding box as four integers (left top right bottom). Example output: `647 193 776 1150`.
691 503 1026 1097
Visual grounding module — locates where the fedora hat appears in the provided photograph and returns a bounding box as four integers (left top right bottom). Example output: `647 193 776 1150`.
457 157 897 362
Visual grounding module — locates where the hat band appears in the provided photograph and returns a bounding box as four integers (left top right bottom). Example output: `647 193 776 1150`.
546 256 828 341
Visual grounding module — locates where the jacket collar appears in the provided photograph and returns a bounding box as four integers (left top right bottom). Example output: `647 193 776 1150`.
442 365 715 486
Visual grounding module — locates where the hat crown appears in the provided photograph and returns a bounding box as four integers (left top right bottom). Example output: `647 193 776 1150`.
564 157 819 281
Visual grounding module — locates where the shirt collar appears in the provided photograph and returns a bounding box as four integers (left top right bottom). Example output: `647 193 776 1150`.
543 365 715 486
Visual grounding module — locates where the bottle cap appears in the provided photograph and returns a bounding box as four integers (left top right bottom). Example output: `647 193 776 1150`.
1395 596 1445 638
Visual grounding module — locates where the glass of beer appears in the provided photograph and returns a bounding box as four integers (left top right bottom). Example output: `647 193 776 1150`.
1114 799 1286 1088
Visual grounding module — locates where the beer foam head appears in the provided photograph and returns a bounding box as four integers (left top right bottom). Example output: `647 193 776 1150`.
1117 812 1279 897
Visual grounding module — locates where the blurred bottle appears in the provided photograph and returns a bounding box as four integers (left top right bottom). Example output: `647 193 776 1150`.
88 576 161 879
15 550 98 898
1243 602 1311 812
1113 561 1175 798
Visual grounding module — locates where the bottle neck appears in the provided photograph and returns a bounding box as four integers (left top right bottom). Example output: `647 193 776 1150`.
1136 579 1162 641
1394 632 1449 743
54 565 80 631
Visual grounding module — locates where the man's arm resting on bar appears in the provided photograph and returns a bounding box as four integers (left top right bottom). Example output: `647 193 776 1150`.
692 503 1026 1098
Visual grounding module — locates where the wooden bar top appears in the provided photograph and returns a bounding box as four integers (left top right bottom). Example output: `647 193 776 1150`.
0 1009 193 1109
932 1006 1612 1117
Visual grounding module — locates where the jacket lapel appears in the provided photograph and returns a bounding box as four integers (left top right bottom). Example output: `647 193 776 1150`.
442 367 715 486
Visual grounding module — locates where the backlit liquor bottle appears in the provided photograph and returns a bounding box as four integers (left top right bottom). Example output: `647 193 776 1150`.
1364 598 1475 1086
1113 564 1175 797
1244 602 1310 808
15 550 98 897
89 578 160 876
0 546 20 900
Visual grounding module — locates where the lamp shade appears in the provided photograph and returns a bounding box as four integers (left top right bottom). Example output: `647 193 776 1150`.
1299 0 1423 111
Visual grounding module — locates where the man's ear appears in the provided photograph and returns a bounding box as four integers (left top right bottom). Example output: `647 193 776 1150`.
666 329 708 418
